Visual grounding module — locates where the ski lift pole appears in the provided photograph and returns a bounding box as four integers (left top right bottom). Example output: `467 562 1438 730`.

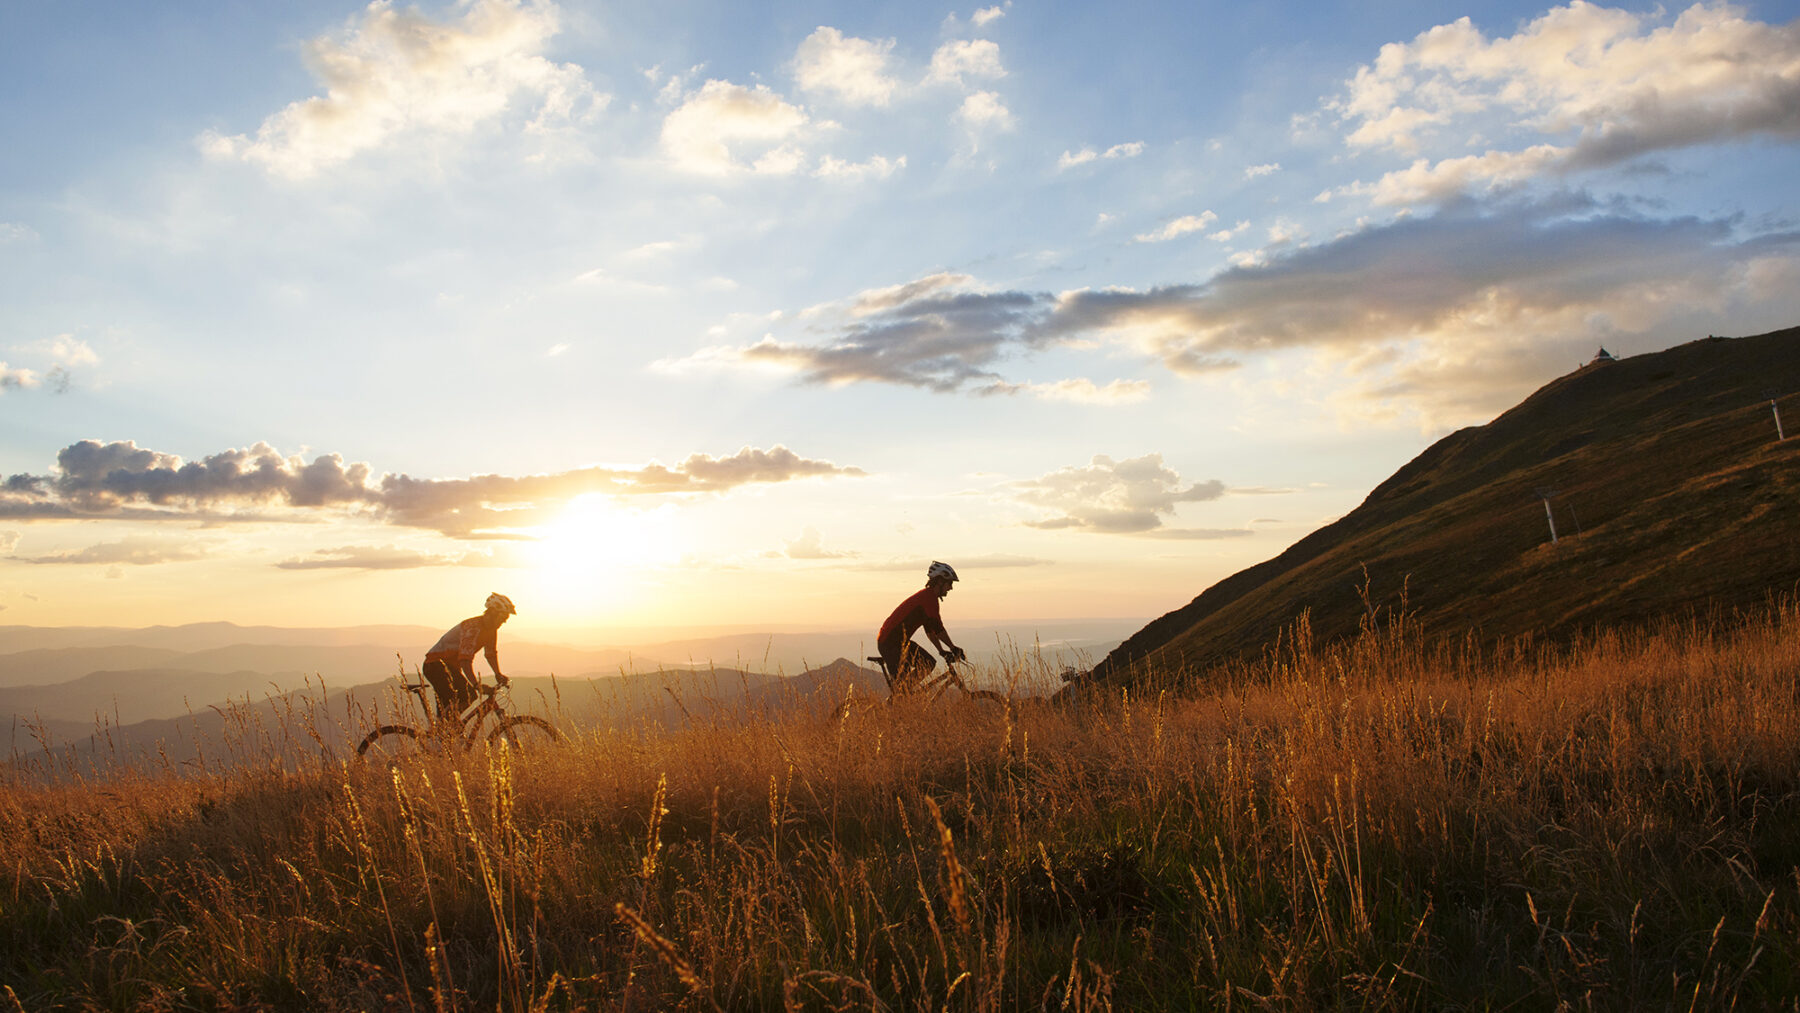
1535 487 1559 545
1766 389 1786 441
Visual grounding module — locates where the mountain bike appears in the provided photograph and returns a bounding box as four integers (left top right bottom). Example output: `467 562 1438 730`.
839 652 1008 719
356 676 561 763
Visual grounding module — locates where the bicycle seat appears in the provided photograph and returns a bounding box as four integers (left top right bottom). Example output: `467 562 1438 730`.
866 656 884 665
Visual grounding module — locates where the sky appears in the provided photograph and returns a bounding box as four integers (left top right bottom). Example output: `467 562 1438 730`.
2 0 1798 639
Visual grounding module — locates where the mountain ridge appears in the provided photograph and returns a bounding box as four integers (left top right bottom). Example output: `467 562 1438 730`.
1089 326 1800 684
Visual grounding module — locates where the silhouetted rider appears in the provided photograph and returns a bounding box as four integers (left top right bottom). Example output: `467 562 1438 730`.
876 561 966 695
422 592 515 720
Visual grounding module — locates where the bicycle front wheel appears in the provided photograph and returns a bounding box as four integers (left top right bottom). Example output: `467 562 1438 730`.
487 715 561 753
356 724 440 764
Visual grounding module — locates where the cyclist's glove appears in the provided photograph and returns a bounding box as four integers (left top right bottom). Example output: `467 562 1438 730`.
943 647 967 664
495 674 511 687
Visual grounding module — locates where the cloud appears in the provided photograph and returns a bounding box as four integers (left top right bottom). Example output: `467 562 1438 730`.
28 335 99 367
0 530 17 554
1135 212 1218 243
1014 454 1230 535
661 79 810 175
927 39 1007 86
0 223 38 243
815 154 907 180
672 196 1800 424
1057 141 1144 170
1244 162 1281 179
793 27 900 107
1331 2 1800 201
977 378 1152 404
1209 220 1251 242
200 0 603 178
779 525 853 559
0 364 38 392
972 6 1008 28
1 440 865 538
712 274 1050 392
1042 196 1800 423
274 544 512 570
956 90 1014 133
22 535 211 566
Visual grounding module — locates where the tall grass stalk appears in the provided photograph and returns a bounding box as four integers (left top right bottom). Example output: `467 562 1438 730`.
3 600 1800 1008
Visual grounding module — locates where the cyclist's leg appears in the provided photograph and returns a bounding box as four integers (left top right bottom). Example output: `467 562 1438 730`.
421 659 460 721
876 633 904 694
893 640 937 696
448 666 479 719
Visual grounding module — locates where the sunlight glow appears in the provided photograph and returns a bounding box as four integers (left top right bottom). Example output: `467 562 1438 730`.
523 495 681 610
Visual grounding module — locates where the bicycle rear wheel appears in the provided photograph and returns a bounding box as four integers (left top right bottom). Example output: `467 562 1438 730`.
487 715 561 753
357 724 440 764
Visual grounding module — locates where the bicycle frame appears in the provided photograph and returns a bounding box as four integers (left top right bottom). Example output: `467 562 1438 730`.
396 680 508 747
867 653 986 703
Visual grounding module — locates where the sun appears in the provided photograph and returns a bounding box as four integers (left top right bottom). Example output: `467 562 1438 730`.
525 495 679 593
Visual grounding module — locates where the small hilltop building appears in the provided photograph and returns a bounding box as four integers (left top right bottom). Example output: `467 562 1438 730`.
1587 347 1618 366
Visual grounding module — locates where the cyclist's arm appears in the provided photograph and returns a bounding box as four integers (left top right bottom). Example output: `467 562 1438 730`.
484 643 507 684
922 617 963 660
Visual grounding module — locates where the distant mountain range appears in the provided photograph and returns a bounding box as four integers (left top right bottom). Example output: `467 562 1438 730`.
0 618 1132 763
6 659 894 779
1089 325 1800 686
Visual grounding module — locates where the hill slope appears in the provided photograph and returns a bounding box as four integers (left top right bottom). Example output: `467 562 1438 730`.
1090 326 1800 684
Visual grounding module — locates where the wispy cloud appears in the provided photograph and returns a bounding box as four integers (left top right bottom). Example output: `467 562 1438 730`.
0 364 39 392
776 525 854 559
978 378 1151 404
200 0 604 178
1013 453 1237 536
668 195 1800 425
21 535 212 566
0 335 100 396
1208 220 1251 242
1244 162 1281 179
1135 212 1218 243
815 153 907 180
971 6 1008 28
1057 141 1145 170
275 544 515 570
1 440 865 538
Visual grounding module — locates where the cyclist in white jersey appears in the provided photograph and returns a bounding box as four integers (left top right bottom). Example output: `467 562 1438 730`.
422 592 515 719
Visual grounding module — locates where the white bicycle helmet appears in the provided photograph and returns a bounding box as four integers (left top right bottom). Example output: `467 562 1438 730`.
927 561 959 584
485 592 517 615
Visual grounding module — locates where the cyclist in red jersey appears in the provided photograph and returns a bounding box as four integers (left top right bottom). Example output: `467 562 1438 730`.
876 561 967 694
422 592 515 720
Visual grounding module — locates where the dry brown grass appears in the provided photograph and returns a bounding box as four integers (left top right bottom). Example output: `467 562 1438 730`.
4 600 1800 1010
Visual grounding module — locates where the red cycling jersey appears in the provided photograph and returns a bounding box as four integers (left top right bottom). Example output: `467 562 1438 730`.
878 586 948 647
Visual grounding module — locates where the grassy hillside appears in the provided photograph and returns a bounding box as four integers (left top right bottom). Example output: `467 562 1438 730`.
4 660 895 779
3 601 1798 1009
1091 326 1800 686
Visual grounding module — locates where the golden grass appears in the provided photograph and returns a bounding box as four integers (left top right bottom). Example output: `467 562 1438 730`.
4 600 1800 1010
